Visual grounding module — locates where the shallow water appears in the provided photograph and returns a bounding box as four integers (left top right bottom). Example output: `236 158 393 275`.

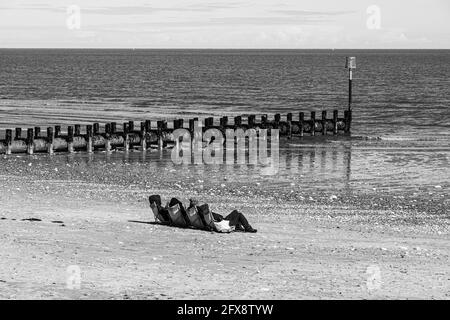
0 49 448 201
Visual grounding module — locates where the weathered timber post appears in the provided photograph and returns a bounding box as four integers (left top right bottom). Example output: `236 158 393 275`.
274 114 281 130
274 113 281 124
47 127 54 155
189 119 195 133
287 113 293 139
34 127 40 138
74 124 81 136
310 111 316 136
157 120 164 150
54 125 61 138
67 126 74 153
26 128 34 155
333 110 339 135
145 120 151 133
15 128 22 140
322 111 327 135
5 129 12 155
299 112 304 137
287 113 293 122
248 115 256 128
234 116 242 128
261 114 268 127
104 123 111 153
144 120 151 150
140 121 147 151
123 122 130 152
86 125 93 153
205 117 214 128
220 116 228 128
128 121 134 132
111 122 117 134
93 123 100 135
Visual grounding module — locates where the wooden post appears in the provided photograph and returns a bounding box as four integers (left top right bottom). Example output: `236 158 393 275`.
333 110 338 135
74 124 81 136
15 128 22 140
220 116 228 128
248 115 256 128
54 125 61 138
140 121 147 151
189 119 195 133
104 123 111 153
111 122 117 134
299 112 304 137
26 128 34 155
123 122 129 152
67 126 74 153
178 119 184 129
93 123 100 135
287 113 293 122
34 127 40 138
5 129 12 155
310 111 316 136
261 114 268 127
234 116 242 128
86 125 93 153
145 120 151 132
157 121 164 150
322 110 327 135
173 119 180 130
205 117 214 128
274 114 281 125
128 121 134 132
47 127 54 155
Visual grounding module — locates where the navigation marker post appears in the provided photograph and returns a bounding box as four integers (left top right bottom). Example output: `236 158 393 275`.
345 56 356 133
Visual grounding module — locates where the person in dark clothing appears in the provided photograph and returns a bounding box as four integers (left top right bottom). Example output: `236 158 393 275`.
148 194 171 223
189 198 257 233
168 197 191 226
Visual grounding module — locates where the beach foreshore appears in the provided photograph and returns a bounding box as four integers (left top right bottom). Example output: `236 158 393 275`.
0 154 449 300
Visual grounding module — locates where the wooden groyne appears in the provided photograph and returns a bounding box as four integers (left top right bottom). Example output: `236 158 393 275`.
0 110 351 155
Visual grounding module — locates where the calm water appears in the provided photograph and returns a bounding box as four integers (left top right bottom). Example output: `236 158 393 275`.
0 49 448 198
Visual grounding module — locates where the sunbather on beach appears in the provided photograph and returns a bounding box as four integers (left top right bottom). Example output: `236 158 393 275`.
149 195 257 233
189 198 257 233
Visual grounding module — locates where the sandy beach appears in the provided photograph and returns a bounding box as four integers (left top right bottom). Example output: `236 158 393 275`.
0 150 448 300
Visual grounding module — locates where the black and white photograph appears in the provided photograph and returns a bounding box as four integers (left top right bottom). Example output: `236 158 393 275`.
0 0 449 305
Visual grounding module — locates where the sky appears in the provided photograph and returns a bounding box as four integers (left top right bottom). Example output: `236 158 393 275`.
0 0 449 48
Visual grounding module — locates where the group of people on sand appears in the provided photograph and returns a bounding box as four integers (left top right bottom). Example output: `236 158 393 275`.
149 195 257 233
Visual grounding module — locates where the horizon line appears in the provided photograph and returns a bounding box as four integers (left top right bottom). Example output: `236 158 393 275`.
1 47 449 50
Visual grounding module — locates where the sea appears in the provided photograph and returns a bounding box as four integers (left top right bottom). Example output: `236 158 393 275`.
0 49 448 203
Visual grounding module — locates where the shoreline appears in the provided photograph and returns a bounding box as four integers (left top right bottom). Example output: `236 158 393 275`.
0 153 449 299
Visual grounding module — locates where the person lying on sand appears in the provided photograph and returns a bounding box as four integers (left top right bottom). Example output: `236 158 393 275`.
148 195 257 233
188 198 257 233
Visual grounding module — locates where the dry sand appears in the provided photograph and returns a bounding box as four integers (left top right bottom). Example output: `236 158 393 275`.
0 153 449 300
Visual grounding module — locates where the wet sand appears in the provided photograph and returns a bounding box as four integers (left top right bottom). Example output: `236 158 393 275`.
0 149 449 300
